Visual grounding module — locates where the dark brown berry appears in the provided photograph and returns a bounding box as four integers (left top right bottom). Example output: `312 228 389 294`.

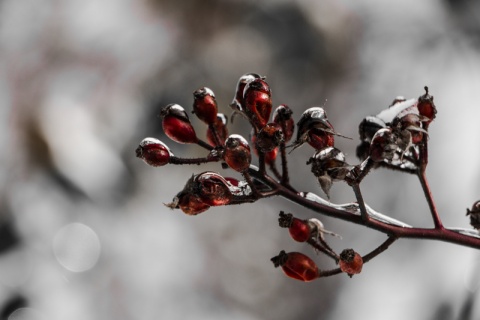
339 249 363 277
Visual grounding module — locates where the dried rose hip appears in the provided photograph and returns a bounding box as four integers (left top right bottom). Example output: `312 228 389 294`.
339 248 363 277
254 123 284 153
243 78 272 130
193 172 233 206
193 87 218 125
135 137 172 167
271 250 319 282
369 128 397 163
206 113 228 146
224 134 251 172
160 104 198 144
291 107 338 151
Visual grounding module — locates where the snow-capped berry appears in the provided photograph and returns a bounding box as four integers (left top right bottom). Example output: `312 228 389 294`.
224 134 251 172
369 128 397 163
193 87 218 125
339 249 363 277
271 251 319 282
160 104 198 144
135 137 172 167
231 73 263 113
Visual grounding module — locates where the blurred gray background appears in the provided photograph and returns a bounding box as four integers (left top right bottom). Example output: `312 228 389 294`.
1 0 480 319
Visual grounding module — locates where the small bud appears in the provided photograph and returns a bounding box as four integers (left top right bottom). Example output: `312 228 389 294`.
466 200 480 230
193 87 218 125
339 249 363 277
224 134 251 172
160 104 198 144
271 251 319 282
135 137 172 167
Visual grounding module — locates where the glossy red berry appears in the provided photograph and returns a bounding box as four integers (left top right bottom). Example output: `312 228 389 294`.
230 73 263 113
243 78 272 129
160 104 198 144
193 87 218 125
135 137 172 167
417 86 436 124
271 251 319 282
273 104 295 143
193 172 233 206
339 249 363 277
278 212 311 242
224 134 251 172
206 113 228 146
166 191 210 216
307 128 335 150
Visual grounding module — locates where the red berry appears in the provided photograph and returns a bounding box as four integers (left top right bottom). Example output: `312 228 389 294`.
243 78 272 129
177 193 210 215
206 113 228 146
307 128 335 150
230 73 263 113
273 104 295 142
339 249 363 277
135 137 172 167
271 251 319 282
193 87 218 125
291 107 336 151
278 212 311 242
161 104 198 144
224 134 251 172
417 86 436 124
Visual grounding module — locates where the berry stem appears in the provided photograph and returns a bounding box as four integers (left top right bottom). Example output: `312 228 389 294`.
351 184 370 222
196 138 214 151
307 238 339 262
208 124 223 147
417 168 443 229
169 155 220 165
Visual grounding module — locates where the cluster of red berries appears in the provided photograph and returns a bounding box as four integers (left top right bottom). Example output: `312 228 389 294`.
135 73 449 283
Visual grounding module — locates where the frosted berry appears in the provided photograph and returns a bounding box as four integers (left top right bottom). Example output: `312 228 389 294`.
224 134 251 172
417 86 436 124
193 87 218 125
135 137 172 167
206 113 228 146
273 104 295 142
271 251 319 282
291 107 336 151
369 128 397 163
339 248 363 277
231 73 263 113
243 78 272 129
160 104 198 144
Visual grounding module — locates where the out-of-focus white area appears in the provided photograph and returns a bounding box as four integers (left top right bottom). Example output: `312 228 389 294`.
1 0 480 319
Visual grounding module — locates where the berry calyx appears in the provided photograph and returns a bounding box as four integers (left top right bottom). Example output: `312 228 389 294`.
271 251 319 282
339 248 363 277
160 104 198 144
224 134 251 172
193 87 218 125
135 137 172 167
466 200 480 230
